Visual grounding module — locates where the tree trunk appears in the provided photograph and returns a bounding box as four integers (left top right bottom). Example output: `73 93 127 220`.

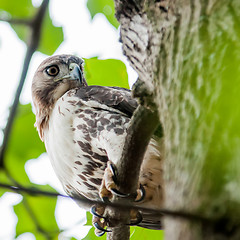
115 0 240 239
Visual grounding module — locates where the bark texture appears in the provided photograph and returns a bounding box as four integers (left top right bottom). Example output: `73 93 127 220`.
105 106 159 240
115 0 240 239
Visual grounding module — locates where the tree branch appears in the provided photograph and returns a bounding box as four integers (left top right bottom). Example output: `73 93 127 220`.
105 105 160 240
0 0 49 168
117 106 159 192
106 1 160 239
114 0 240 238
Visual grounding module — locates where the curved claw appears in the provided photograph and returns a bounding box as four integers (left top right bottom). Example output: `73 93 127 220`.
134 184 146 202
95 229 106 237
90 206 106 219
111 188 131 198
93 222 112 233
109 163 118 184
102 196 111 203
127 212 143 226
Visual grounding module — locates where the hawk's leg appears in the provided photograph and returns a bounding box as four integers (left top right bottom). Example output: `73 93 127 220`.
99 162 146 202
91 205 143 236
91 161 146 236
91 206 111 236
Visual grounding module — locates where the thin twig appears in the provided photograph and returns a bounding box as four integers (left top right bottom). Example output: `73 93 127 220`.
0 18 31 25
0 182 64 198
0 0 49 168
0 182 216 224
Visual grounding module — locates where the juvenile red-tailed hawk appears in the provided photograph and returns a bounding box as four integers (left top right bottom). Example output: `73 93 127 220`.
32 54 163 235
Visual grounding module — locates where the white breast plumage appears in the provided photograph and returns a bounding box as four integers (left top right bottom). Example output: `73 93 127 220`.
44 90 130 199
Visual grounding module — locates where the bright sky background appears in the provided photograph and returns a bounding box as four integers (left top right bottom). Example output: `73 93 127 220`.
0 0 137 239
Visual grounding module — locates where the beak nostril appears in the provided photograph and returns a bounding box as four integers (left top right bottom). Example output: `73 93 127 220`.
69 63 83 84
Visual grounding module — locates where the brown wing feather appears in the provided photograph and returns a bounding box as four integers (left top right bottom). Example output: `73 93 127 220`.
75 85 138 117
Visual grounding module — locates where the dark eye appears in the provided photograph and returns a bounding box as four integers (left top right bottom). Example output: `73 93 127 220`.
46 65 59 76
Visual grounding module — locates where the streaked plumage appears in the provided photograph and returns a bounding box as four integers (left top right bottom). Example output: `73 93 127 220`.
32 54 163 230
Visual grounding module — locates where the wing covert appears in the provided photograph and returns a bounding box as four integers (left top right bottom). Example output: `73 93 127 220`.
74 86 138 117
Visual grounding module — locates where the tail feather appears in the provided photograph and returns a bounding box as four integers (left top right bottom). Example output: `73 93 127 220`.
137 211 163 230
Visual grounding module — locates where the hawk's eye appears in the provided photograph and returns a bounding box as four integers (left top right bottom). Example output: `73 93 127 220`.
46 65 59 76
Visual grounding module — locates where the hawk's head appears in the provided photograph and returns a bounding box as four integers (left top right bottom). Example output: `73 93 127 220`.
32 54 87 140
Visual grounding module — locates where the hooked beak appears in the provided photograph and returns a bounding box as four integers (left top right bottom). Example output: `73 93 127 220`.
54 62 83 84
69 62 83 84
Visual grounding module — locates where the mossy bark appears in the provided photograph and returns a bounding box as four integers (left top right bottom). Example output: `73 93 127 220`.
115 0 240 239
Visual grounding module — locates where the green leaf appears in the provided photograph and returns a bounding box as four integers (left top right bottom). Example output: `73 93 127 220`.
84 212 163 240
85 211 93 226
0 0 35 17
5 104 45 184
87 0 119 29
14 200 36 236
83 223 163 240
0 0 35 43
38 11 63 55
0 0 63 55
84 58 129 89
0 169 10 197
84 212 106 240
0 0 35 44
14 188 59 239
130 227 164 240
1 104 59 239
82 227 106 240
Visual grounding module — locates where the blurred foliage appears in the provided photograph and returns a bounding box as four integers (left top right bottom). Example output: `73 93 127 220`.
6 104 45 163
130 227 164 240
37 10 63 55
87 0 119 29
83 212 106 240
82 226 164 240
0 103 46 197
0 0 63 55
0 0 34 17
83 228 103 240
84 58 129 89
14 188 59 239
5 104 45 185
83 212 164 240
0 169 9 196
0 104 59 238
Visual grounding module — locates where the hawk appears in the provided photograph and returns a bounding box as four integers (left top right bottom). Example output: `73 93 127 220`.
32 54 163 234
